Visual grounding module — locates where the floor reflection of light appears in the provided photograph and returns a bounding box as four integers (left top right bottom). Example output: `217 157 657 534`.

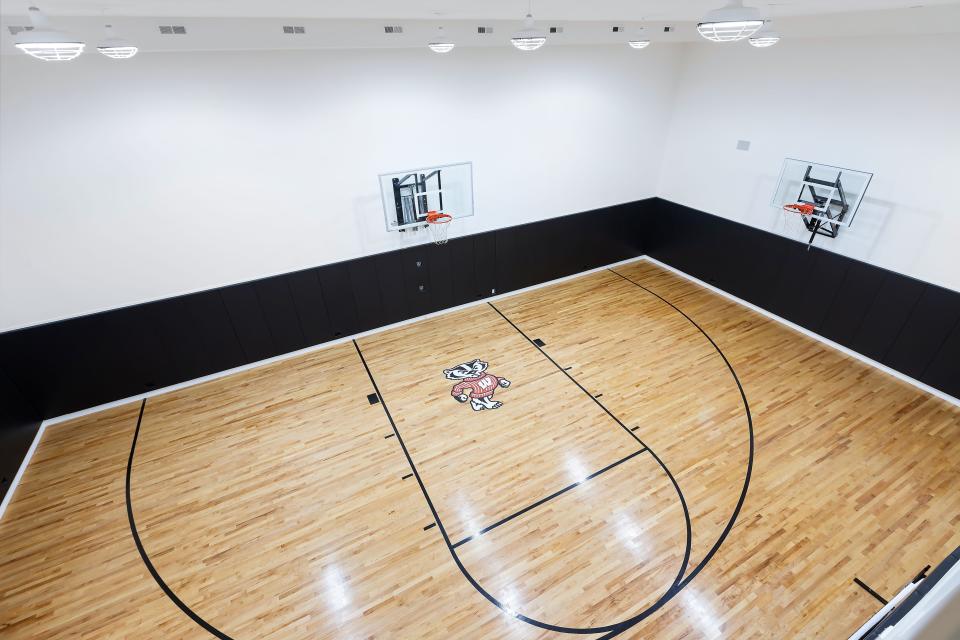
614 512 650 560
324 565 352 614
566 456 589 484
500 587 523 621
681 589 723 639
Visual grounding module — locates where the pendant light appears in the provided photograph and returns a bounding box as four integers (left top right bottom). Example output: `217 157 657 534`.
627 27 651 49
98 24 138 59
428 26 455 53
511 1 546 51
697 0 764 42
748 24 780 48
14 6 85 61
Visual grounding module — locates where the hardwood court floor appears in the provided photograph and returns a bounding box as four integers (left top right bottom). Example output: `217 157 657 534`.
1 260 958 639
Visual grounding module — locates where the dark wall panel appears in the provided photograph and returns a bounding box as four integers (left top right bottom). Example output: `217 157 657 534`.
0 367 41 503
255 277 309 355
648 199 959 399
884 286 960 380
222 285 277 363
316 264 361 338
287 269 334 344
850 276 925 363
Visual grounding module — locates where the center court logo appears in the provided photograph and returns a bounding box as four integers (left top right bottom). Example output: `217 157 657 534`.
442 358 511 412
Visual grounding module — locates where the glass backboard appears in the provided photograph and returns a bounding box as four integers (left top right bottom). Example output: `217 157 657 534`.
379 161 474 232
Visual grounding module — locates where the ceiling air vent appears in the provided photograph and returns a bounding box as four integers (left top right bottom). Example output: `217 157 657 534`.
384 25 403 34
612 26 624 33
282 26 306 34
159 25 187 35
477 26 494 34
549 26 564 34
7 25 34 35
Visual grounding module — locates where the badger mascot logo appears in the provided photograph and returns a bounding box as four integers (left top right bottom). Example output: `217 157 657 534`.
443 359 511 411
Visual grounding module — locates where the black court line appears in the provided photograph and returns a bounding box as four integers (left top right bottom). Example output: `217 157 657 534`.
384 433 395 439
402 473 413 480
488 302 694 634
608 267 755 596
126 399 235 640
354 339 681 635
451 447 648 549
854 577 889 605
423 522 437 531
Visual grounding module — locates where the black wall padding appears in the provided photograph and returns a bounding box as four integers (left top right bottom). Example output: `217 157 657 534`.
0 367 41 503
0 202 648 423
646 199 960 400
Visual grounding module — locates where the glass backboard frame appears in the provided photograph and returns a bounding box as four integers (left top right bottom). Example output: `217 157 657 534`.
379 161 475 232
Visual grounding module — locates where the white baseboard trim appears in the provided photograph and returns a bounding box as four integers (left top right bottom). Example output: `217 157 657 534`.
639 256 959 409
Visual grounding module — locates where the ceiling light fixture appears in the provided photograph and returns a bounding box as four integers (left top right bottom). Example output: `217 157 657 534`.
14 6 85 61
98 24 138 59
511 1 546 52
748 24 780 47
628 27 651 49
428 26 455 53
697 0 764 42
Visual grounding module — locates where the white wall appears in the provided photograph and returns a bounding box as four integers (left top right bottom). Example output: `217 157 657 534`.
658 33 960 293
0 45 682 331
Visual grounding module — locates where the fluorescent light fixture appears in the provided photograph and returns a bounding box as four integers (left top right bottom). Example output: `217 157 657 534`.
98 24 138 59
428 26 455 53
14 6 85 61
511 12 546 51
748 24 780 47
697 0 764 42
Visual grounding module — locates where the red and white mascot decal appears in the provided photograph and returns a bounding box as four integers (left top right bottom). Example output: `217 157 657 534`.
444 359 511 412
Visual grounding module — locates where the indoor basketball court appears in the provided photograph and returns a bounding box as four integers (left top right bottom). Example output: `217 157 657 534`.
1 2 958 640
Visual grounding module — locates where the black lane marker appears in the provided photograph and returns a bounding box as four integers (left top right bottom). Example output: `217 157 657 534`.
854 577 889 605
533 338 546 347
630 426 640 432
423 522 437 531
367 393 380 405
487 302 694 635
608 267 755 599
384 433 395 439
126 399 235 640
402 473 413 480
563 366 572 371
452 448 647 549
354 340 634 635
594 393 604 399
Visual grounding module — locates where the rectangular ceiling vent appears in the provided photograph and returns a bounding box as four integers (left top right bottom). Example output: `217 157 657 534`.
383 25 403 34
549 26 564 34
477 26 494 34
611 26 623 33
159 25 187 35
7 25 34 35
663 26 674 32
282 26 306 34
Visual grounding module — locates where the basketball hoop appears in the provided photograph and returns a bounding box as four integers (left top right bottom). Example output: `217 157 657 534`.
425 211 452 245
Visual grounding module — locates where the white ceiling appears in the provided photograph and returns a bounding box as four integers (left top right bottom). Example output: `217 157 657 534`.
3 0 959 21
